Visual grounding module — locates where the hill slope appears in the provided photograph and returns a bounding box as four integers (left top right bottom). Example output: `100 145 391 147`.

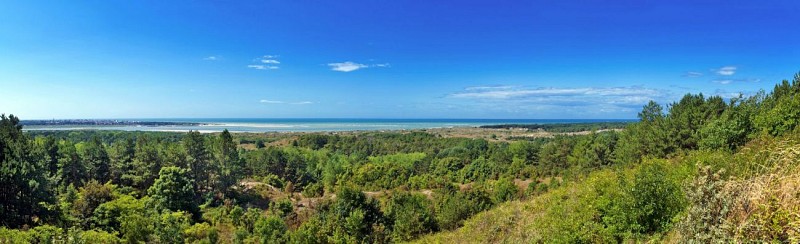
413 132 800 243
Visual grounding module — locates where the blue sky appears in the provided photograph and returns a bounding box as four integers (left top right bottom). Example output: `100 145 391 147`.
1 1 799 119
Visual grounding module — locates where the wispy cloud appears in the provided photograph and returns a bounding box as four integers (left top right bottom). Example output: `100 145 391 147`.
248 65 279 70
203 56 220 61
683 71 703 77
328 61 390 72
715 66 737 76
712 78 760 85
448 85 671 113
464 85 515 91
328 62 368 72
249 55 280 70
260 55 280 64
260 99 313 105
713 89 744 99
713 79 733 85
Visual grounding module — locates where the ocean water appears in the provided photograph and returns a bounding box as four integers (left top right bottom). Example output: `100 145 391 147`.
22 118 634 133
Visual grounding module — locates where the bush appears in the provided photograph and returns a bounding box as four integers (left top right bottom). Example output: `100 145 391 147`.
79 229 121 243
30 225 65 243
385 193 437 241
678 166 735 242
629 160 685 233
155 211 191 243
0 228 32 244
148 166 199 218
301 182 324 198
120 213 152 243
92 194 146 233
254 215 287 243
493 177 519 203
433 186 493 230
73 180 114 228
269 198 293 218
184 222 217 243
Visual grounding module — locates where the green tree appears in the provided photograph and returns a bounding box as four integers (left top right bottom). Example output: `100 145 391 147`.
493 177 519 203
184 131 210 194
93 194 146 233
666 94 726 151
131 135 162 191
300 187 389 242
109 136 135 187
539 136 575 176
385 192 437 241
58 141 87 188
630 161 684 233
36 136 60 178
215 129 242 197
148 166 199 218
699 94 760 150
154 211 190 243
254 215 287 244
120 213 152 243
72 180 114 228
615 101 670 164
0 114 53 227
569 132 618 170
82 136 111 183
755 87 800 136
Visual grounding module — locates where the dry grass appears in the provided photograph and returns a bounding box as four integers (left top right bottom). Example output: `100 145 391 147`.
675 134 800 242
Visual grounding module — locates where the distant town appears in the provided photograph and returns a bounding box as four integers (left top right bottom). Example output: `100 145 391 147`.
20 119 205 126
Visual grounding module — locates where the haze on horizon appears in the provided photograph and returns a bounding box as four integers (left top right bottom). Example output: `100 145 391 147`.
1 1 798 120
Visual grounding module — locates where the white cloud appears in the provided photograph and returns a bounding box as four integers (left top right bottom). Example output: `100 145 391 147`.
448 85 670 111
450 87 663 100
712 78 760 85
261 59 280 64
328 61 391 72
203 56 219 61
683 71 703 77
464 85 515 91
249 55 280 70
328 61 368 72
713 89 745 99
713 79 732 84
248 65 279 70
260 99 312 105
260 55 280 64
715 66 737 76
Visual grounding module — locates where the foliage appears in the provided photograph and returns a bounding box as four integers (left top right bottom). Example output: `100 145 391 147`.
148 166 199 217
629 160 685 233
492 177 519 203
677 166 736 242
93 194 146 233
384 192 437 241
72 180 114 228
155 211 191 243
254 215 287 243
0 114 53 228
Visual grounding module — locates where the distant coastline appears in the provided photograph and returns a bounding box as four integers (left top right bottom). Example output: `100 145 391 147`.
21 118 636 133
20 119 209 126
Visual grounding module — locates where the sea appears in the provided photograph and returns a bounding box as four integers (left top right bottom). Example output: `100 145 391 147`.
22 118 634 133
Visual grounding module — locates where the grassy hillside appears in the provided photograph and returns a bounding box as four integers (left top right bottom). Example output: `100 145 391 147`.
414 131 800 243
